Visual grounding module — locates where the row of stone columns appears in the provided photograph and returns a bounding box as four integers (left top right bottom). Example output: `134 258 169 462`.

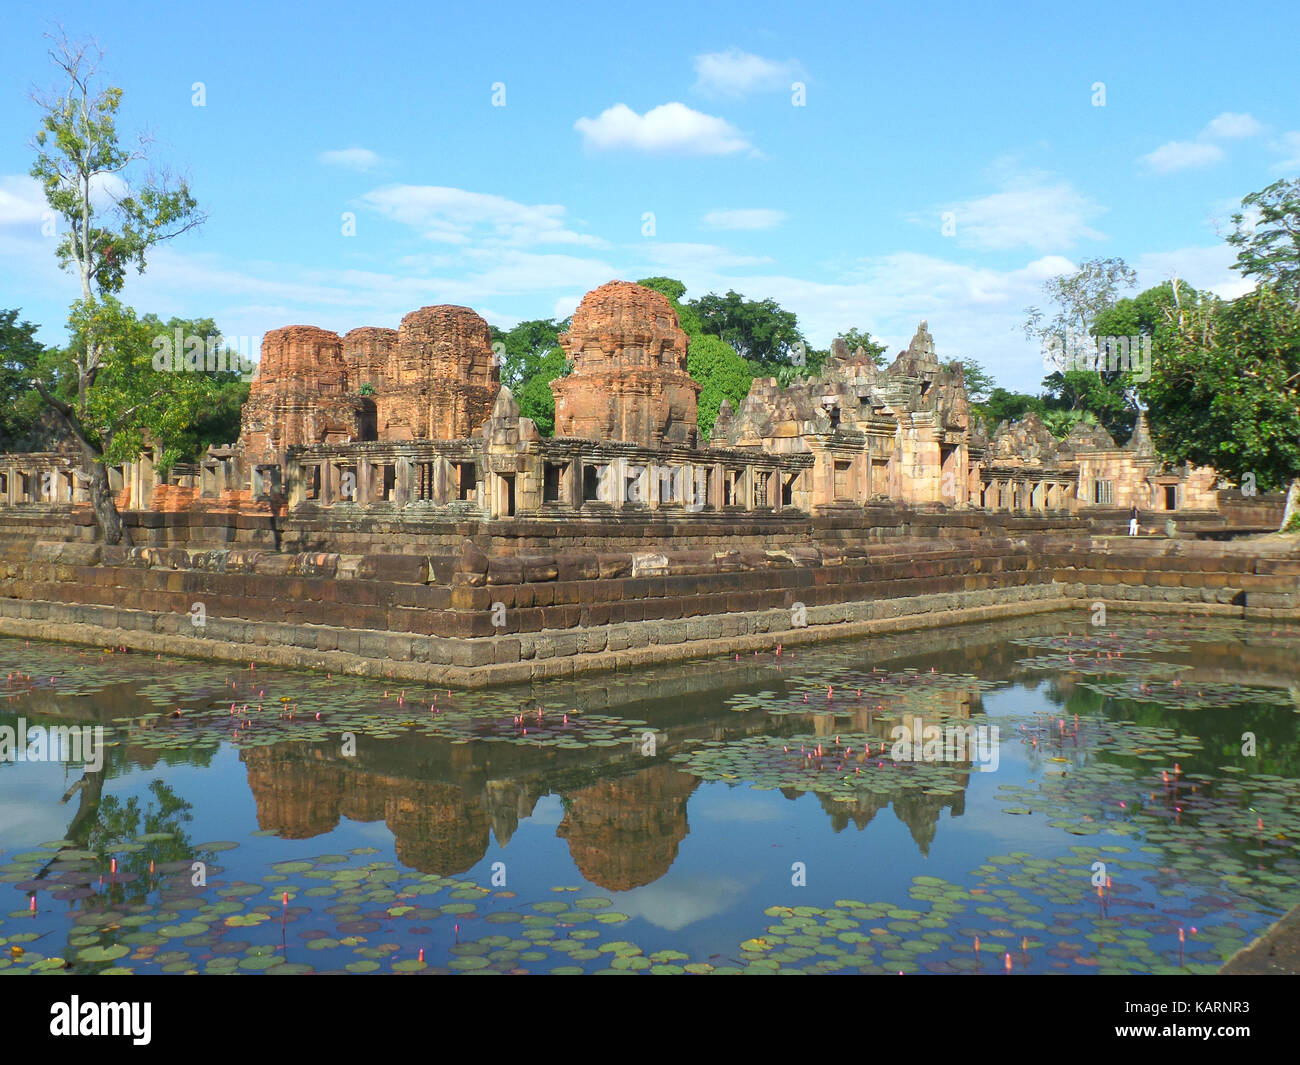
978 477 1073 512
285 452 801 517
1 464 86 505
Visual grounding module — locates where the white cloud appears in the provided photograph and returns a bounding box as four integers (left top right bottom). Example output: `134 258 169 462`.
1202 112 1264 139
0 175 47 231
936 176 1105 251
0 173 128 231
1141 140 1225 174
319 147 390 171
640 241 772 270
1134 245 1254 300
1271 130 1300 171
702 207 785 231
358 185 605 248
574 102 751 155
1140 113 1263 175
614 874 751 931
692 49 803 98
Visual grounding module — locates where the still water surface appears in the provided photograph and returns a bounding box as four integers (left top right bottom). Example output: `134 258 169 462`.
1 611 1297 974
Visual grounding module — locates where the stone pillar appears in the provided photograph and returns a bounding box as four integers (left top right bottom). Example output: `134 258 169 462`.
632 463 650 506
356 458 373 505
603 458 625 507
395 457 412 506
433 457 451 504
568 458 582 509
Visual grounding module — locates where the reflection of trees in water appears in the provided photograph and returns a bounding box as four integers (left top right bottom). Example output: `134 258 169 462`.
86 779 203 906
39 775 207 971
1097 697 1300 779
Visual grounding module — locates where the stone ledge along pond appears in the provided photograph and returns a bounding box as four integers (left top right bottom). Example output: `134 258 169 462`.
0 610 1297 976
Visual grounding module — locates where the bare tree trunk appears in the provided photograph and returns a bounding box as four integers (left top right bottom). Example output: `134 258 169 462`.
77 441 131 547
1281 477 1300 532
32 378 132 546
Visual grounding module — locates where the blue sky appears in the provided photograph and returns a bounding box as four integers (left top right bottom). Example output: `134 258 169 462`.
1 0 1297 391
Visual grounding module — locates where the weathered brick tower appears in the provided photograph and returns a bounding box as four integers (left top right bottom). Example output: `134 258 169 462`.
551 281 701 448
239 326 364 462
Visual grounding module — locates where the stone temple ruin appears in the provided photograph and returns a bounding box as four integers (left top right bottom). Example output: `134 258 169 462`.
2 277 1294 690
0 279 1250 523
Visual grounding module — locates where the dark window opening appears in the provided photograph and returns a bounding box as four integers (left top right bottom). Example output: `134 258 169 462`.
582 464 600 502
544 462 566 503
458 463 477 501
500 474 515 517
782 473 795 506
1164 485 1177 510
358 398 377 442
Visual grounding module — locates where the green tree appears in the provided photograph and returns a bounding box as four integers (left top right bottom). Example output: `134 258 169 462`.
688 334 752 441
1026 257 1141 444
636 276 702 336
1228 177 1300 303
635 278 755 438
517 346 568 436
1024 257 1138 345
635 276 686 302
29 33 206 544
490 318 569 436
1094 279 1201 339
0 310 47 449
1141 284 1300 507
492 318 565 391
1041 366 1136 443
687 289 805 370
146 315 250 466
945 356 993 401
979 388 1045 430
838 328 888 366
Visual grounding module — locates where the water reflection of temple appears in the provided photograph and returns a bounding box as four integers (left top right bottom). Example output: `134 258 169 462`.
242 744 697 887
803 683 976 738
815 786 967 855
8 611 1295 892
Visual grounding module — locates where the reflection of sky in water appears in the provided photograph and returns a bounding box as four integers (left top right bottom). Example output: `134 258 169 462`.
1 617 1297 973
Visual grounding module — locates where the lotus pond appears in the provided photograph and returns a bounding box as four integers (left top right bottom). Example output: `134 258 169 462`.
1 610 1297 975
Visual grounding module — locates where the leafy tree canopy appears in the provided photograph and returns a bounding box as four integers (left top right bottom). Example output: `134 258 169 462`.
839 327 888 366
686 288 804 370
29 32 205 543
0 309 48 449
1141 284 1300 494
688 334 752 442
1228 177 1300 304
